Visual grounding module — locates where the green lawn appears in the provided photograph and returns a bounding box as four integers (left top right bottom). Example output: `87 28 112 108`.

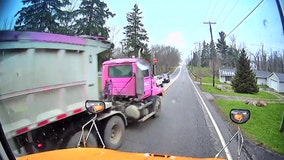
188 66 212 77
188 65 284 154
201 77 221 84
201 84 279 99
215 99 284 154
188 66 220 84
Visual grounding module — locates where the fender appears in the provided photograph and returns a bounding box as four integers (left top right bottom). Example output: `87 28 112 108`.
97 110 128 126
152 86 164 96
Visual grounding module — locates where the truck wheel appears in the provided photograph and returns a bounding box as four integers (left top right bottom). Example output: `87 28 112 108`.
153 96 161 118
103 116 125 149
66 130 98 148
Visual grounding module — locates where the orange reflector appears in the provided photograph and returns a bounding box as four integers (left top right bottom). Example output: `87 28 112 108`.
94 105 104 112
37 120 50 127
74 108 83 114
57 114 67 120
16 127 29 135
234 114 244 121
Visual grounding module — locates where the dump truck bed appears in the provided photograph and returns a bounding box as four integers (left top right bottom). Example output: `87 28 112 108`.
0 31 110 138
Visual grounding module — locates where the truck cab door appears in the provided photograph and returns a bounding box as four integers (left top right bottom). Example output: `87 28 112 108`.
143 69 151 98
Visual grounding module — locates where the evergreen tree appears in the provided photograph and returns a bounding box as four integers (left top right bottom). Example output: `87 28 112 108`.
56 3 78 35
227 46 239 68
216 31 229 67
75 0 115 37
201 41 210 67
15 0 70 33
123 4 149 59
141 45 152 62
190 51 199 66
231 49 259 94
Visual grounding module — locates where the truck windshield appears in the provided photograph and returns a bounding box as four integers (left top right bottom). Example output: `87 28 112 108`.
109 65 133 78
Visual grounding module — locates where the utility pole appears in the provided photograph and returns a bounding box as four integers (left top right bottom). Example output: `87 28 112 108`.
203 21 216 87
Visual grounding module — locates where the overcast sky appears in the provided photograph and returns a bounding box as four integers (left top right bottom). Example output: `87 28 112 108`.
105 0 284 60
1 0 284 60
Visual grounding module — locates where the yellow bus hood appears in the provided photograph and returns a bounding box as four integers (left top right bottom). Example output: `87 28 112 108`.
18 148 226 160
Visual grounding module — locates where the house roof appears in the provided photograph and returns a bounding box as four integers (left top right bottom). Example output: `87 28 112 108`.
255 71 271 78
275 72 284 82
219 68 272 79
219 68 236 76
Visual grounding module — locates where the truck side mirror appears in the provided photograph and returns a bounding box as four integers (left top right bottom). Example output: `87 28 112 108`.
230 109 251 124
85 100 106 114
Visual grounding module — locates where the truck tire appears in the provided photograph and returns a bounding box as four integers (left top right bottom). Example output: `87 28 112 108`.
66 130 98 148
103 116 125 149
153 96 161 118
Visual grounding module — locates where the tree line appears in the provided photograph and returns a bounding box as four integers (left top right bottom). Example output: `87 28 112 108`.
190 31 284 73
1 0 181 72
14 0 115 37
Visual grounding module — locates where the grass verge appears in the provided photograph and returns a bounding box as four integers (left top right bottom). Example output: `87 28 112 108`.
189 65 284 154
201 84 279 99
215 99 284 154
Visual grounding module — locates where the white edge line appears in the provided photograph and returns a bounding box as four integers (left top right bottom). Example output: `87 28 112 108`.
184 65 233 160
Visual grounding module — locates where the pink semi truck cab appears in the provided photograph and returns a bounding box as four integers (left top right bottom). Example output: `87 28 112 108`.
102 58 163 101
102 58 164 122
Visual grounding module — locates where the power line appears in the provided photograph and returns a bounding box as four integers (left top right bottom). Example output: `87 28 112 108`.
214 0 230 23
215 0 239 34
203 0 212 21
238 41 284 51
209 0 219 20
227 0 264 37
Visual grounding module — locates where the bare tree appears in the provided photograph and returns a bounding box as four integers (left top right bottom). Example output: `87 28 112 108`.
112 47 125 58
255 44 268 71
109 26 121 47
151 45 181 74
0 17 15 30
261 46 268 71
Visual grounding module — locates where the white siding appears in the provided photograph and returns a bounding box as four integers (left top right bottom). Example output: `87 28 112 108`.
268 73 280 92
279 82 284 93
271 80 279 91
220 76 226 83
257 78 267 85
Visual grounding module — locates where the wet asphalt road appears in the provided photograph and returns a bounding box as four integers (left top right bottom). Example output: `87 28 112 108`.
117 65 226 158
117 65 284 160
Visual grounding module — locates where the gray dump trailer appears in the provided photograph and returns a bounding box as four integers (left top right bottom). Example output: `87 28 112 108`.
0 31 127 157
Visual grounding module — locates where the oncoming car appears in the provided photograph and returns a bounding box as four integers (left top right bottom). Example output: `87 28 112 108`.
162 73 170 83
155 75 163 87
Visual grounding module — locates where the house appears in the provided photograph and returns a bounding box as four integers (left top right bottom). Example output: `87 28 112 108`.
219 68 271 85
219 68 236 83
255 71 271 85
219 68 284 93
267 72 284 93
